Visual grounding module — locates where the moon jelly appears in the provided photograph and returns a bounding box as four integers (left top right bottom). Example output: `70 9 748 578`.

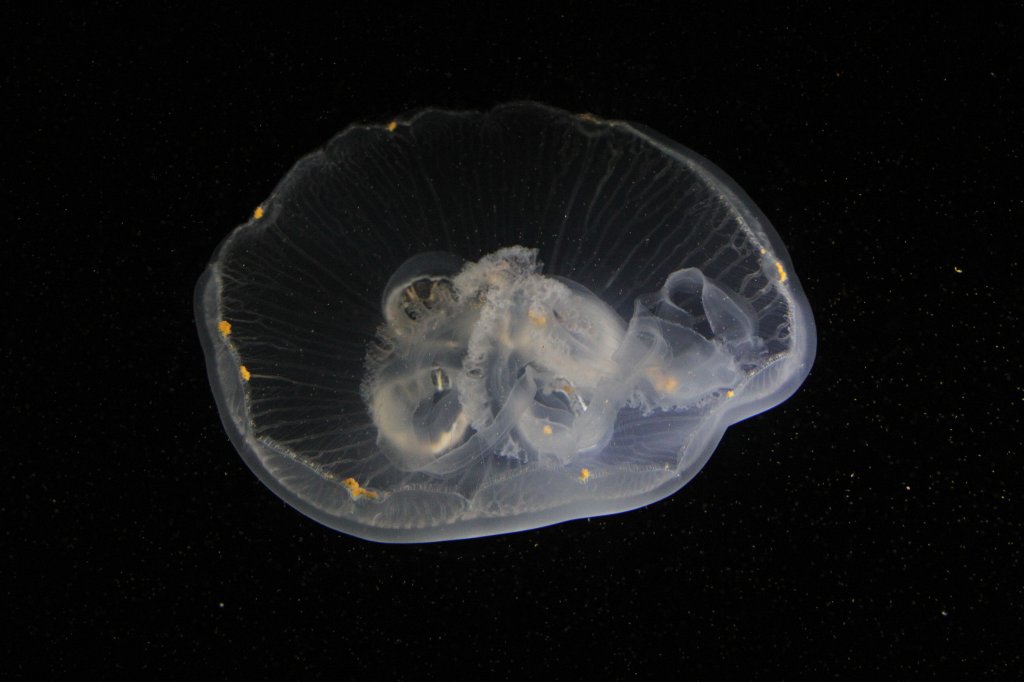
195 102 816 542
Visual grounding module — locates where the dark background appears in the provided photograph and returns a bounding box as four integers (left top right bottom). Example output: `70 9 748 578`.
6 4 1021 678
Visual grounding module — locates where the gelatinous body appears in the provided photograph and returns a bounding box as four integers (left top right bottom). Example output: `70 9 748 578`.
195 102 816 542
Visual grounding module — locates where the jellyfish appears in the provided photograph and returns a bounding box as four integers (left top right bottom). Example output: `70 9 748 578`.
195 102 816 542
